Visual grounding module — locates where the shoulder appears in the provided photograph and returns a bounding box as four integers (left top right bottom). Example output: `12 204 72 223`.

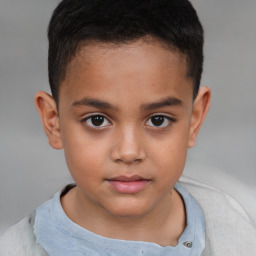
0 214 48 256
179 175 253 222
179 175 256 255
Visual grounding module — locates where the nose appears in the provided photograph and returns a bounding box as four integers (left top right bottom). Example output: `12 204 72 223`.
110 126 146 164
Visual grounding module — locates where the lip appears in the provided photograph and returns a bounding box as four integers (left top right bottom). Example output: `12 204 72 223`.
106 175 151 194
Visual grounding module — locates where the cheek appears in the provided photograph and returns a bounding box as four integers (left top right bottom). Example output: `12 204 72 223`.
153 144 187 174
61 127 109 181
149 128 189 179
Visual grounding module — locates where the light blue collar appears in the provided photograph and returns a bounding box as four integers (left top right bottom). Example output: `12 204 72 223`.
34 182 205 255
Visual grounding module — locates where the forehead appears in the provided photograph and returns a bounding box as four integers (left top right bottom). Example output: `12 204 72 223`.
60 39 193 109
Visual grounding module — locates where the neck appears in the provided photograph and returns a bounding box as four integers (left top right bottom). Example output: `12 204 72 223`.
61 187 186 246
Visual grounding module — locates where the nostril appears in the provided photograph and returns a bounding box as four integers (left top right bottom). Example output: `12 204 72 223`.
118 154 143 164
110 132 146 163
111 149 146 164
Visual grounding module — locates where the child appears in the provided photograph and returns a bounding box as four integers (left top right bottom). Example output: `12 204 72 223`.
1 0 256 255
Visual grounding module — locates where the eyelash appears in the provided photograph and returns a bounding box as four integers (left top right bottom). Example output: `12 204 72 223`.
81 114 176 129
81 114 111 129
145 115 176 128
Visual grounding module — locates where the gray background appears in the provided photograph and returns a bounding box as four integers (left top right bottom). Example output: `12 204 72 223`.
0 0 256 233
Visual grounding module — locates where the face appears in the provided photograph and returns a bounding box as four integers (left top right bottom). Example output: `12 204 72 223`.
36 39 210 219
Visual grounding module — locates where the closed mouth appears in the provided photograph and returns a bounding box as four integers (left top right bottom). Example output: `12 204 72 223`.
105 175 151 194
106 175 150 182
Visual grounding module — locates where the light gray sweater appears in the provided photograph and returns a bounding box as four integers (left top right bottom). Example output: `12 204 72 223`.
1 176 256 256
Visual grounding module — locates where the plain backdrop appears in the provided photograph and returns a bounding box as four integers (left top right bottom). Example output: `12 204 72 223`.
0 0 256 233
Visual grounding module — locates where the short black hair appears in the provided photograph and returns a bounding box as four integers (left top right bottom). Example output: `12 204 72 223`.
48 0 204 103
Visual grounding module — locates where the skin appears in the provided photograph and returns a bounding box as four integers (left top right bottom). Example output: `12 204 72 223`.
35 39 210 246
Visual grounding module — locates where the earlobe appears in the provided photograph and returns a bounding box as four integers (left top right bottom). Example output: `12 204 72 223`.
34 91 63 149
188 87 211 148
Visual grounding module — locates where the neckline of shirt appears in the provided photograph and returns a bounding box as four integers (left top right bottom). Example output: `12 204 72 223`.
45 182 205 252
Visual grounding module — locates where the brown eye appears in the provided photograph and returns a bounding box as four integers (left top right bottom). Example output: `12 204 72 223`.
84 115 110 127
91 115 104 126
151 116 165 126
146 115 174 128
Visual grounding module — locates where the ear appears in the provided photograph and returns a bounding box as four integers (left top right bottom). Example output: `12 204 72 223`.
35 91 63 149
188 86 211 148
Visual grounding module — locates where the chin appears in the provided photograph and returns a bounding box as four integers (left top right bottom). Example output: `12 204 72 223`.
104 200 152 219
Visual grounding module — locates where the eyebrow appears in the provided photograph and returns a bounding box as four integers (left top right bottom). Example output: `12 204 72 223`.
72 98 118 111
72 96 183 111
141 97 183 111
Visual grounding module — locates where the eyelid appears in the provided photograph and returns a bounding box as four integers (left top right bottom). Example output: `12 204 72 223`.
146 113 176 121
81 113 112 128
145 114 176 128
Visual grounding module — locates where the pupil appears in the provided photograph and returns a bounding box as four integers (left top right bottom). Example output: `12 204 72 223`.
91 116 104 126
151 116 164 126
